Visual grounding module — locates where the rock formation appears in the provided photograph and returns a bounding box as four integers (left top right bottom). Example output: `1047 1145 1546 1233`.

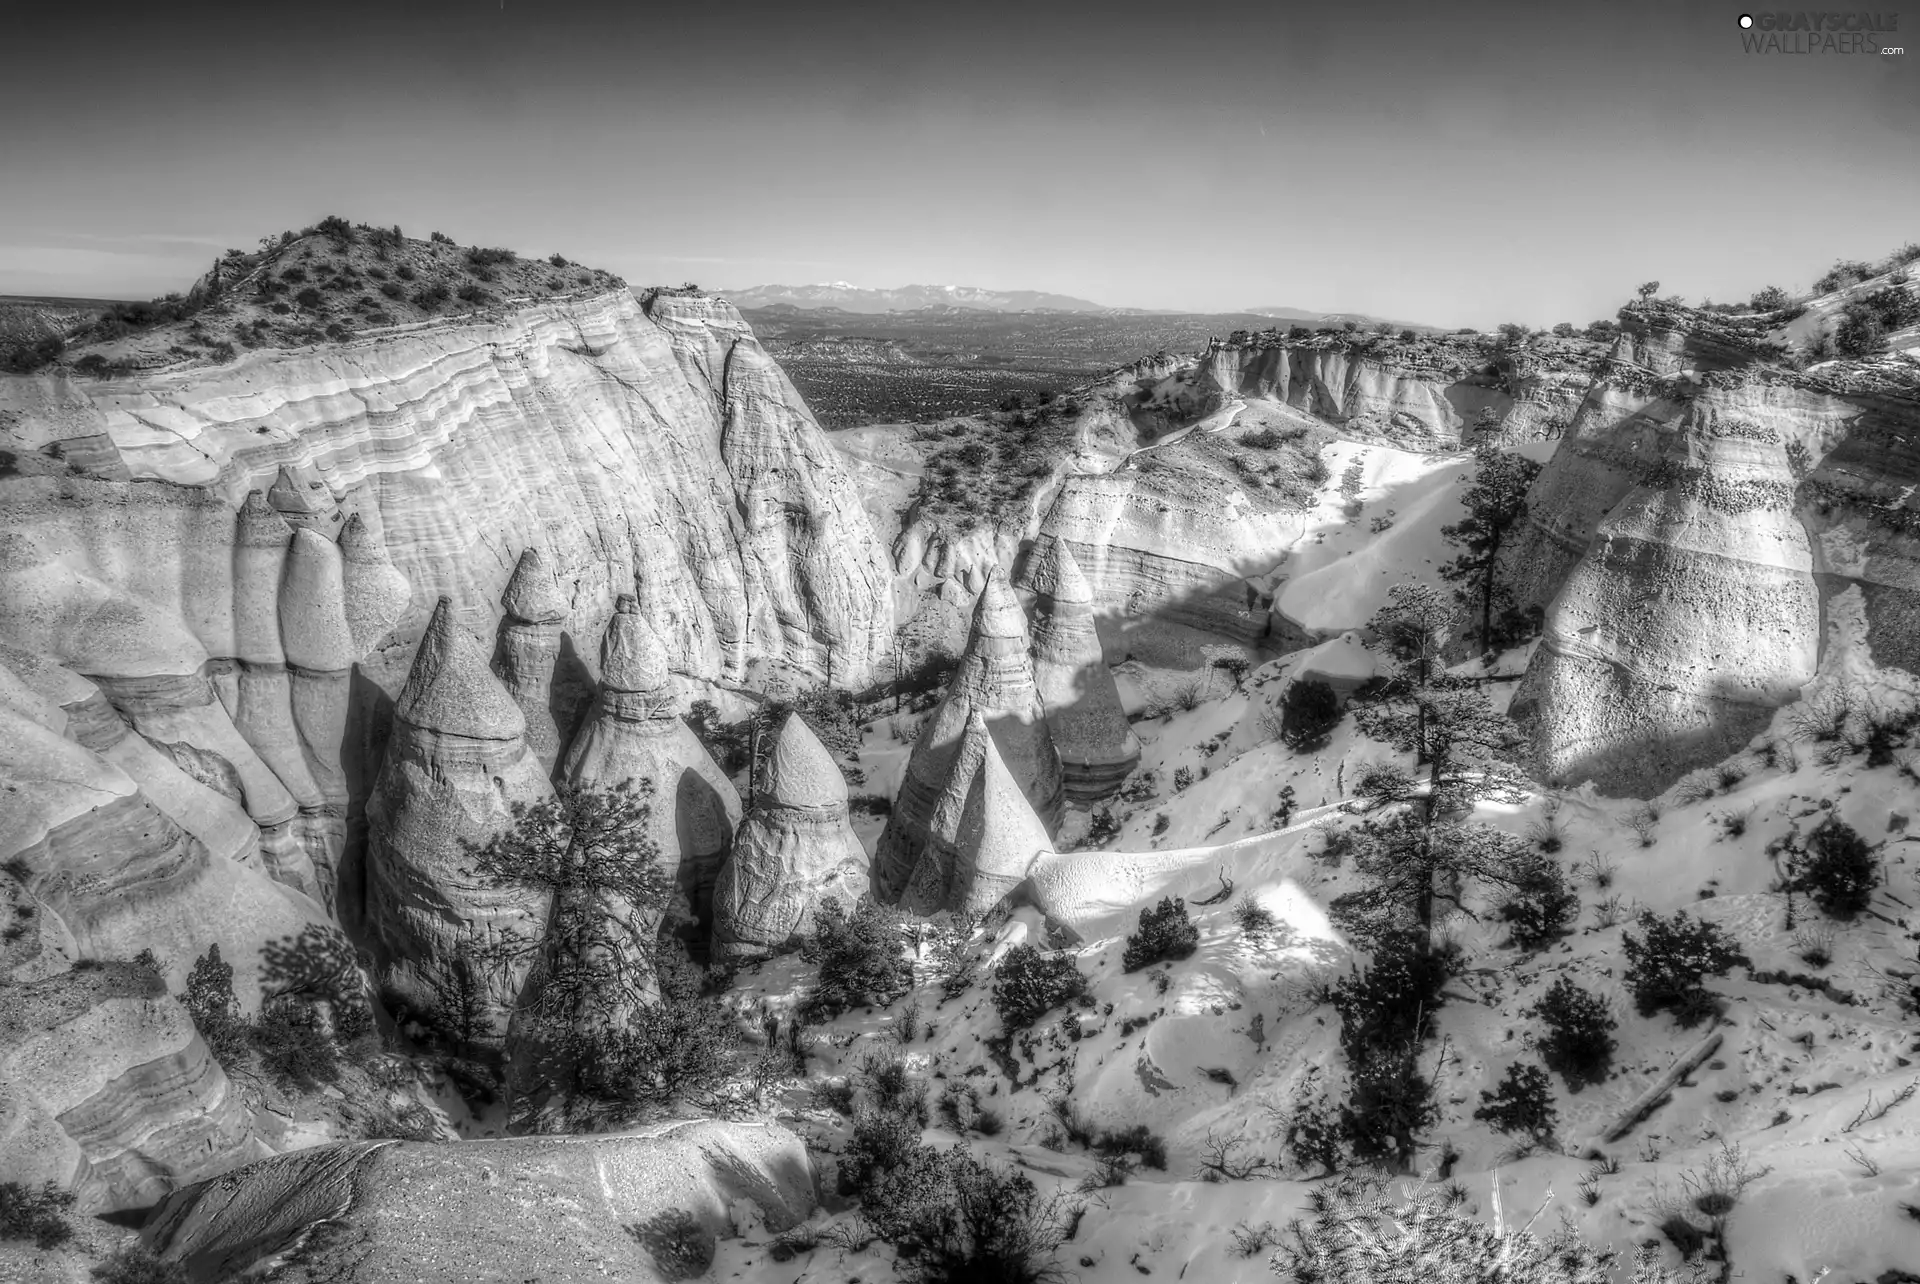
560 596 742 928
0 963 261 1214
901 718 1055 917
493 546 572 773
874 568 1063 904
141 1120 817 1283
1024 539 1140 800
0 286 891 941
364 597 552 1042
1504 303 1920 793
711 712 867 958
0 660 331 1008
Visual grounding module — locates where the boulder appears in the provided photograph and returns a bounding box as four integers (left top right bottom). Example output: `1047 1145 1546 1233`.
711 712 867 959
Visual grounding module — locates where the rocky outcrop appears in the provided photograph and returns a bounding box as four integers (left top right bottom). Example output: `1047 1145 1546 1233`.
1506 304 1920 793
0 962 261 1214
560 596 741 928
493 547 572 773
710 713 867 959
363 597 552 1042
142 1119 818 1283
1024 540 1140 800
875 570 1063 905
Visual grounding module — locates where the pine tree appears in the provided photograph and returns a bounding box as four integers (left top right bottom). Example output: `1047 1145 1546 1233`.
1438 446 1542 650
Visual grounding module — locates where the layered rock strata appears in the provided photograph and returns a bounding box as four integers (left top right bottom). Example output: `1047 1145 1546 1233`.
0 963 260 1214
141 1120 817 1283
560 596 742 929
874 570 1063 903
711 712 868 959
1024 540 1140 800
1505 305 1920 792
363 597 552 1042
0 287 891 935
0 663 331 1008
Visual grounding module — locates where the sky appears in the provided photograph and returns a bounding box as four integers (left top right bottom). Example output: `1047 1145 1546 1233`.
2 0 1915 329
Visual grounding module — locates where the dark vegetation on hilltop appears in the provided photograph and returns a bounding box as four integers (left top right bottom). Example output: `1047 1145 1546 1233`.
1 215 622 376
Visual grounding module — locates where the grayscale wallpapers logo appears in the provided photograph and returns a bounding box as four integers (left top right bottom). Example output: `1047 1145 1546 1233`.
1738 11 1904 53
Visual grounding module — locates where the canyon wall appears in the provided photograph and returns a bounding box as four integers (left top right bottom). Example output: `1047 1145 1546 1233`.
0 289 891 916
1507 307 1920 793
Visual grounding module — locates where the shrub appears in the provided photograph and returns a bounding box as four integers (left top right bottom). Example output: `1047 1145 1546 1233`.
1151 813 1169 837
457 282 490 304
1171 766 1194 793
1341 1051 1435 1171
1527 977 1616 1090
803 897 913 1020
1093 1123 1168 1171
858 1050 929 1127
1277 1170 1693 1284
1499 855 1577 951
0 1180 74 1249
1279 677 1341 751
379 281 405 299
293 286 323 309
1234 896 1278 939
914 1154 1080 1284
632 1207 715 1281
395 263 417 281
1794 818 1878 919
183 944 250 1068
252 996 341 1091
1750 285 1791 311
1622 909 1750 1026
1473 1061 1557 1140
1331 931 1449 1061
1122 897 1199 972
991 944 1088 1030
467 246 517 268
313 214 354 244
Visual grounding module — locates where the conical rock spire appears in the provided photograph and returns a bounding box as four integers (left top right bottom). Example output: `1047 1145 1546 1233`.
1026 540 1140 801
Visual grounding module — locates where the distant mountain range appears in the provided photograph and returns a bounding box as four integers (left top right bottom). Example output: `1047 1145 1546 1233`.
721 282 1112 314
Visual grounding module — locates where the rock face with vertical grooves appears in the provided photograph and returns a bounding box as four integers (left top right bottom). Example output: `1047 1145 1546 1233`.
0 963 262 1214
560 596 741 929
1024 540 1141 801
874 568 1063 905
711 712 868 959
141 1120 818 1284
364 597 552 1042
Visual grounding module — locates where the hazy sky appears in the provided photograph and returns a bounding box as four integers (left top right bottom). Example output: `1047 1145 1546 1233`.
3 0 1914 327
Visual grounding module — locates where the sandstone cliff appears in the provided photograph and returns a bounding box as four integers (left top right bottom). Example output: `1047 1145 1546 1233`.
0 962 261 1214
1506 299 1920 793
0 283 892 926
1024 540 1140 800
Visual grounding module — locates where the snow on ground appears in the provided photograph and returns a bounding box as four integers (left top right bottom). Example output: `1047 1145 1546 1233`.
1269 437 1471 635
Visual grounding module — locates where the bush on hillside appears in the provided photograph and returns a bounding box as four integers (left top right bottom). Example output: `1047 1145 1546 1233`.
1794 818 1878 919
1499 854 1578 951
0 1180 74 1249
1330 931 1450 1062
991 944 1089 1031
1526 977 1616 1091
183 944 250 1068
1621 909 1750 1027
803 897 914 1020
1121 897 1199 972
91 1244 191 1284
1279 677 1341 751
1341 1050 1435 1172
1473 1061 1556 1141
